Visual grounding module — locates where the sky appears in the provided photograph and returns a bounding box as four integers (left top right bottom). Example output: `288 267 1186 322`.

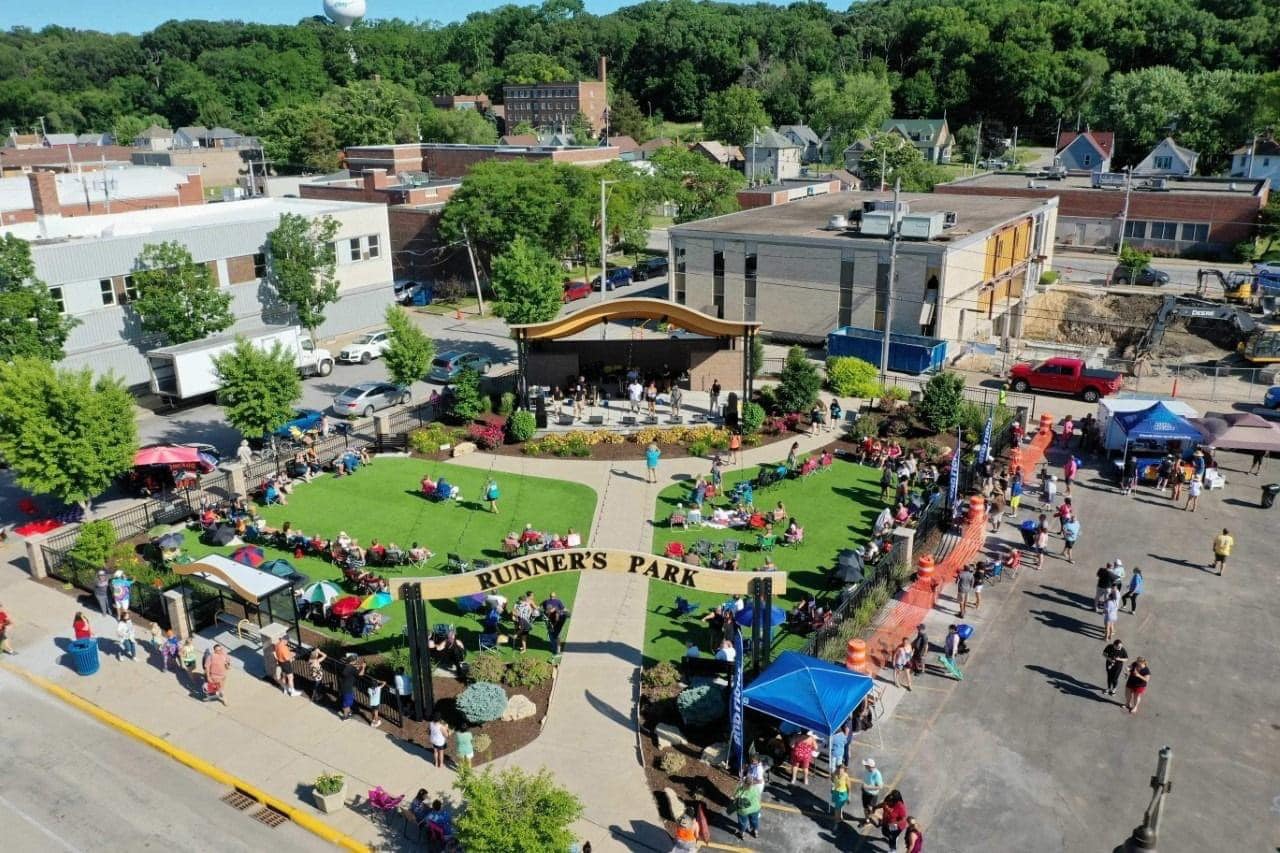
7 0 827 34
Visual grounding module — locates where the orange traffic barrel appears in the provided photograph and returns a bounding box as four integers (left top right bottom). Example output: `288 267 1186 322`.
845 638 868 672
1038 412 1055 434
1008 447 1022 472
916 554 936 583
968 494 985 522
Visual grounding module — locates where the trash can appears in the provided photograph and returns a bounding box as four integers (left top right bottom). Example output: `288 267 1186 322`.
1019 518 1039 547
68 638 100 676
1262 483 1280 509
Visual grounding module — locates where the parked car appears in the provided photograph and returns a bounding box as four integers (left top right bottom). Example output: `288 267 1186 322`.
330 382 409 417
428 351 493 382
394 281 431 306
592 266 633 291
631 256 669 281
1264 386 1280 409
338 329 392 364
273 408 325 438
1009 356 1125 402
1112 265 1170 287
563 280 592 302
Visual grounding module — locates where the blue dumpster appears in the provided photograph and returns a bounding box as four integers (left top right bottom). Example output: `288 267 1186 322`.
826 326 948 374
68 638 100 676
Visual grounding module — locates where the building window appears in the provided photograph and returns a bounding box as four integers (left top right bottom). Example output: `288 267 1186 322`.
1150 221 1177 240
674 248 686 304
368 234 380 258
253 252 267 278
874 261 890 331
1123 220 1147 239
349 238 361 262
99 278 116 306
838 257 854 327
712 250 725 319
123 275 138 302
49 286 65 313
1082 154 1093 167
1154 155 1173 170
744 253 758 321
1181 222 1209 242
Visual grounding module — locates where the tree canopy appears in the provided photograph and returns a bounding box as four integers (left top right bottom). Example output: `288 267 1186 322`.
703 85 771 148
265 213 340 336
0 234 77 362
453 767 582 852
129 241 234 345
212 338 302 440
649 145 744 224
381 305 435 388
490 235 565 324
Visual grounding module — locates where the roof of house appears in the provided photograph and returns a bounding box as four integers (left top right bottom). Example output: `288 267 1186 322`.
76 133 111 144
43 133 79 146
1143 137 1198 166
207 127 243 140
693 141 744 163
176 126 209 138
640 137 675 154
500 134 538 146
1231 137 1280 156
880 118 948 146
747 128 800 150
8 133 41 147
1056 130 1115 158
829 168 860 188
0 145 135 170
136 124 174 139
606 135 640 154
842 137 873 154
779 124 822 146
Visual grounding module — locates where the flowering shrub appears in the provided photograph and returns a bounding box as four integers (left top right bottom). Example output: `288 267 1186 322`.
467 421 505 450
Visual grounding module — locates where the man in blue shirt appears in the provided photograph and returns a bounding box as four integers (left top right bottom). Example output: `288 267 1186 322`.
1121 568 1144 613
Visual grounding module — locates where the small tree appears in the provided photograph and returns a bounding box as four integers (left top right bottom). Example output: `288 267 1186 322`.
68 519 117 568
490 236 564 324
775 346 821 413
130 241 234 345
826 356 880 398
750 335 766 377
449 367 485 423
0 233 77 361
453 767 583 853
0 358 137 516
1118 245 1152 280
382 305 435 388
265 213 340 337
918 371 966 432
212 339 302 440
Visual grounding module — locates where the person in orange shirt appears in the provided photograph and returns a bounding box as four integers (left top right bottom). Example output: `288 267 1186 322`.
729 431 742 464
274 636 299 697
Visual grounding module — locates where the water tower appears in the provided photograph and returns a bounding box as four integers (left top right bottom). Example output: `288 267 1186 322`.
323 0 366 29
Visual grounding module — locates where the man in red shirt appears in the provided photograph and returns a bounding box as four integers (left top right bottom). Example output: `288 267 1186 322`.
0 603 14 655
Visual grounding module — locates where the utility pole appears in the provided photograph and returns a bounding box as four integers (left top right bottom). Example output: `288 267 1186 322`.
879 148 886 192
1126 746 1173 851
973 119 982 174
879 178 902 385
1247 133 1259 179
1116 167 1134 259
37 115 47 138
1011 125 1018 166
600 179 617 303
461 223 486 317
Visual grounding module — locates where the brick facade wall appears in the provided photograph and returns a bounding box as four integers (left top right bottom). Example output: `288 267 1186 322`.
2 170 205 225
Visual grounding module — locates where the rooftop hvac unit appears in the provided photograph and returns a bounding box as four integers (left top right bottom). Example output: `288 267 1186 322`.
860 210 894 236
826 214 848 230
1091 172 1127 189
863 199 909 215
900 212 946 240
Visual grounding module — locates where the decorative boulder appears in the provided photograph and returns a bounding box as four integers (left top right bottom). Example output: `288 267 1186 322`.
700 741 729 768
500 694 537 722
654 723 687 749
452 441 478 457
659 787 685 821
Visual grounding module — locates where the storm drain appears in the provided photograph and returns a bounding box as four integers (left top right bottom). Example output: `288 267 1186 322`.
252 806 290 828
221 791 256 811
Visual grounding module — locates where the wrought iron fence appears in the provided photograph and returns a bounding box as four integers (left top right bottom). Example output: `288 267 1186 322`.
48 552 170 628
39 495 196 578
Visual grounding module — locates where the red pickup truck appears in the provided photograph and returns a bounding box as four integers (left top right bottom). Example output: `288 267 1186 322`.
1008 356 1124 402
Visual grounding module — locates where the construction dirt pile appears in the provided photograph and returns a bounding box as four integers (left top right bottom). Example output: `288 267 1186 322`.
1022 291 1230 361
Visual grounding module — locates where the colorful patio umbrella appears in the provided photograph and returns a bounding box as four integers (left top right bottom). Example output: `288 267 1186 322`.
231 545 265 567
359 591 394 611
737 603 787 628
134 444 204 467
331 595 361 618
300 581 343 605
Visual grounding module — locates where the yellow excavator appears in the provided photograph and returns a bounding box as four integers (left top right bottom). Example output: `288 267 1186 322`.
1195 268 1257 305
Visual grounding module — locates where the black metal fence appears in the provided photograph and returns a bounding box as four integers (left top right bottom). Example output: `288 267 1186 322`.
40 494 197 579
48 552 171 629
282 654 405 728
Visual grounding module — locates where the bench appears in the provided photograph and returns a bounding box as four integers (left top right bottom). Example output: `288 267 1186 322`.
214 611 262 645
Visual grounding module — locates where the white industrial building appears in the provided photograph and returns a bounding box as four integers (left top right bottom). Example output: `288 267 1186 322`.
0 198 394 387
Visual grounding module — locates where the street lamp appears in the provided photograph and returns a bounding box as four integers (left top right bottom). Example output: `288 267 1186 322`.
599 179 619 303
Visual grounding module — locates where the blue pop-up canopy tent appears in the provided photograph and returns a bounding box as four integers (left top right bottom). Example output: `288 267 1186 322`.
741 651 875 738
1114 401 1203 444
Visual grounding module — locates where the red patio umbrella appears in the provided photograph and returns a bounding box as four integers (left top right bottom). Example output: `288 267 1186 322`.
134 445 204 467
231 545 265 567
331 595 362 618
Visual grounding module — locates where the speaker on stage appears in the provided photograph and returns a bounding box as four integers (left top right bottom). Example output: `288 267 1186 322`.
724 392 739 428
535 395 548 428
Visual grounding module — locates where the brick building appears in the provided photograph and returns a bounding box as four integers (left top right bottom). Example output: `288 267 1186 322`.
342 142 619 178
935 172 1269 258
0 144 135 177
736 178 842 210
0 167 204 227
501 58 609 134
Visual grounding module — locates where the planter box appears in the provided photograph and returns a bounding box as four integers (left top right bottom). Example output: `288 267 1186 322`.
312 785 346 813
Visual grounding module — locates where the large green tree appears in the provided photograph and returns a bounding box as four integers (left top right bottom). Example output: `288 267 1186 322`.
421 107 498 145
703 85 770 147
807 72 893 154
453 767 582 852
265 213 340 337
650 145 744 223
0 358 137 516
0 234 77 362
212 338 301 441
490 235 565 324
382 305 435 388
859 135 945 192
608 90 650 143
129 241 234 345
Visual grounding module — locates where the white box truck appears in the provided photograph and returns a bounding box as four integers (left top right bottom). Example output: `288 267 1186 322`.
146 325 334 401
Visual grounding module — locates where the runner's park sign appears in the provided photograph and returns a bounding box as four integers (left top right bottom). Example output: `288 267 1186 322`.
388 549 787 599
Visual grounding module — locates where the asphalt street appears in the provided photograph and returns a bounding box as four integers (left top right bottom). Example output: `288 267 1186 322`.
0 667 324 852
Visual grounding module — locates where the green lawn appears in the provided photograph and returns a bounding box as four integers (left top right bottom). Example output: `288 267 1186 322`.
644 456 884 665
199 459 596 660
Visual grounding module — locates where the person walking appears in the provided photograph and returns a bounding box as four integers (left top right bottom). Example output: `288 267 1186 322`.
1125 657 1151 714
1170 464 1186 501
115 614 137 661
307 647 328 702
1095 563 1117 612
873 790 909 849
338 654 359 719
1063 455 1078 498
1056 497 1073 535
1062 516 1081 563
484 478 500 514
1034 517 1050 569
1121 569 1143 613
273 635 299 697
543 594 568 656
909 624 929 675
1103 639 1128 696
1008 476 1024 516
454 721 475 770
892 638 913 691
1211 528 1233 575
942 624 963 679
178 637 198 679
644 441 661 484
830 764 851 828
955 564 974 617
1185 475 1202 512
205 644 230 704
731 777 762 839
988 490 1005 531
1121 455 1138 496
0 602 14 655
93 570 111 616
972 562 987 609
72 611 93 641
859 758 883 824
428 713 450 768
903 816 925 853
709 379 722 418
828 721 851 772
109 571 132 620
789 730 819 785
728 431 742 465
1102 588 1120 640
